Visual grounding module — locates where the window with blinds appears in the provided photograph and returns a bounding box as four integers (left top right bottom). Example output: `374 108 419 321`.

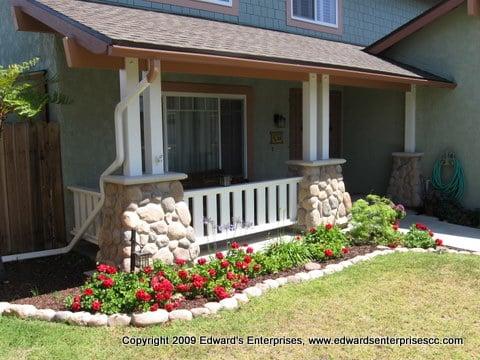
291 0 338 27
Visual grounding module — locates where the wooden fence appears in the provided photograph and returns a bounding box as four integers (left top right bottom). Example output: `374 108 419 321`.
0 122 66 256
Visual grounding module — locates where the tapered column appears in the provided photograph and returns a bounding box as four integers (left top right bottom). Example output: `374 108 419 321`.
317 74 330 160
119 58 142 176
302 73 317 161
143 59 165 175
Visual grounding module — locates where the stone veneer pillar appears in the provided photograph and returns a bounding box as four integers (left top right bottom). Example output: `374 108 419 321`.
287 159 352 229
96 175 199 272
387 152 424 208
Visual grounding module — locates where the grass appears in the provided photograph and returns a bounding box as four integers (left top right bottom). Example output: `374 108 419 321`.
1 252 479 359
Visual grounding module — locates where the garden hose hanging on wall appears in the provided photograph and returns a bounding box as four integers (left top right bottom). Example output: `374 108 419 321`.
431 152 465 202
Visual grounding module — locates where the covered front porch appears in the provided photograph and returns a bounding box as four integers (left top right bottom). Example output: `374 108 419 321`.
10 0 454 269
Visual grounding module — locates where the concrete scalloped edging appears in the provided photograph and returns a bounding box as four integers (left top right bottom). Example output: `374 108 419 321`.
1 246 478 327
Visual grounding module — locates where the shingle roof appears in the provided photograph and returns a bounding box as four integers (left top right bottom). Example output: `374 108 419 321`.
20 0 451 83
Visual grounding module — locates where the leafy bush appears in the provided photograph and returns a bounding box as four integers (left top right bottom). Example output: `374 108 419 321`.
403 223 442 249
349 195 406 246
259 239 312 273
304 224 350 260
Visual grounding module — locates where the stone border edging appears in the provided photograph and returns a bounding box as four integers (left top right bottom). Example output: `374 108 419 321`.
1 247 478 327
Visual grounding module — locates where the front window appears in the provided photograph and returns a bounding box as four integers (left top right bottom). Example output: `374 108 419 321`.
291 0 338 28
164 94 245 186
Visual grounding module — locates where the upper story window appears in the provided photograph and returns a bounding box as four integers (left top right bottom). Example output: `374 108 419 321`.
292 0 338 27
287 0 342 34
150 0 238 16
200 0 232 6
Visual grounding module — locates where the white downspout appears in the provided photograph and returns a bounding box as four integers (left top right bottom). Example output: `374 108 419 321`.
2 59 161 263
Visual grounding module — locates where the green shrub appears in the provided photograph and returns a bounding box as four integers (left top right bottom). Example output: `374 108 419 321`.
349 194 405 246
260 239 312 273
403 223 438 249
304 224 350 260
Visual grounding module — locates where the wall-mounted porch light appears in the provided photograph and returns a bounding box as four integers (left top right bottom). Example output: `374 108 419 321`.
130 230 153 272
274 114 286 128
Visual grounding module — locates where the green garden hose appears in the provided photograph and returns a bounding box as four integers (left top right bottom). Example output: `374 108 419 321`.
431 152 465 201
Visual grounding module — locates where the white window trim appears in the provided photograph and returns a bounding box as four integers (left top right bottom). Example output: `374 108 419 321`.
197 0 233 7
290 0 339 29
162 91 248 179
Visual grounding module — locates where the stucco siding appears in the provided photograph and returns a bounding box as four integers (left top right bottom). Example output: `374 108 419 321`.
97 0 439 45
342 87 404 196
384 4 480 208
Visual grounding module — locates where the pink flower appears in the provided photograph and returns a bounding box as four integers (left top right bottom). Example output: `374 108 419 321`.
208 268 217 277
341 247 350 254
231 242 240 249
215 252 224 260
246 247 254 254
197 258 207 265
435 239 444 247
220 260 230 269
325 224 333 230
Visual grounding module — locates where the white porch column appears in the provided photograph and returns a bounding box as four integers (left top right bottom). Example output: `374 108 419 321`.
119 58 143 176
143 60 164 175
302 73 318 161
404 85 416 153
317 74 330 160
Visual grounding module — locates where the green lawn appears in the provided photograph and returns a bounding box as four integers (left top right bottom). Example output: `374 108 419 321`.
1 253 479 360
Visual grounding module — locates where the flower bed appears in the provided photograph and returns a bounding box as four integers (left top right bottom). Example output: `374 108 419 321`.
1 245 477 327
0 195 464 327
64 224 352 315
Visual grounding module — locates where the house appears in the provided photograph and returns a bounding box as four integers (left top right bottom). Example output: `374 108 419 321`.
0 0 476 270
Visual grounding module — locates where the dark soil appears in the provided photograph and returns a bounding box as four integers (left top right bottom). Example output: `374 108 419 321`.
0 252 95 310
1 246 377 311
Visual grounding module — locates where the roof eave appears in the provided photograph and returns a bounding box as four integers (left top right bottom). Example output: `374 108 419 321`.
108 44 456 89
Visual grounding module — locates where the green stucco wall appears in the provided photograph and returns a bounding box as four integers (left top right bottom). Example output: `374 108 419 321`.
342 87 404 196
384 4 480 208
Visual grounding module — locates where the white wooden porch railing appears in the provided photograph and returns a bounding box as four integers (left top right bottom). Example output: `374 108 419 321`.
184 177 302 245
68 177 302 246
68 186 102 245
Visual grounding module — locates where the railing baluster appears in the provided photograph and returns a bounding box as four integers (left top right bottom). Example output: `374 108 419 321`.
288 181 298 220
192 195 204 238
232 189 243 223
219 190 230 233
256 186 266 225
278 183 287 221
206 193 218 236
244 188 255 226
267 184 277 223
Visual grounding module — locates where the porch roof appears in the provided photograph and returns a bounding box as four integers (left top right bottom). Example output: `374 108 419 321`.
12 0 455 88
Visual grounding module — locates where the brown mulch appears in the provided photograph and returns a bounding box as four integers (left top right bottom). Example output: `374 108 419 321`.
1 246 377 311
0 252 95 310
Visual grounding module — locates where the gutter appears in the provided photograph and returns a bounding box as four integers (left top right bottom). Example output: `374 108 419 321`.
2 59 160 263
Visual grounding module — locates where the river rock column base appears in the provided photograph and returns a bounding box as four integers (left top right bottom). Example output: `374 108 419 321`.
287 159 352 230
387 152 424 208
96 178 199 272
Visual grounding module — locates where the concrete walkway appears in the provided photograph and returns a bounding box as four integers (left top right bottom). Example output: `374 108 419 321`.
401 213 480 252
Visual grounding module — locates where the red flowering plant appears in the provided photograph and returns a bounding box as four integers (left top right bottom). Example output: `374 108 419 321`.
303 224 350 261
65 264 151 315
403 223 438 249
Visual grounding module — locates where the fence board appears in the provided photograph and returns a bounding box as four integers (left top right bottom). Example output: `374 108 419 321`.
0 122 65 256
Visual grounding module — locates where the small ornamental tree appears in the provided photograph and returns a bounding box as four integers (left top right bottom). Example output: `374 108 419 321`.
0 58 69 138
0 58 69 282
